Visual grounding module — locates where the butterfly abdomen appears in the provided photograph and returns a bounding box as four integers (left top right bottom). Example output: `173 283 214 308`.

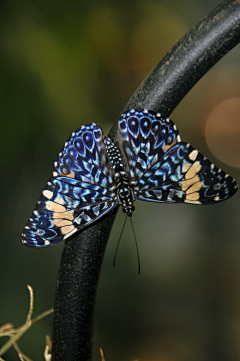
116 175 135 216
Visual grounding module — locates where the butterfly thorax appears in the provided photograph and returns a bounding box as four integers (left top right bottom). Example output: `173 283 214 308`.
104 136 135 217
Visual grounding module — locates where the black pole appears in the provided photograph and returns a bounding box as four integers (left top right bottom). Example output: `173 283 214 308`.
52 211 117 360
51 1 240 360
123 0 240 115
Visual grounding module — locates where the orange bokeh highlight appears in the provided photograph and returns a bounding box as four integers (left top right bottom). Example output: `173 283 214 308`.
205 98 240 168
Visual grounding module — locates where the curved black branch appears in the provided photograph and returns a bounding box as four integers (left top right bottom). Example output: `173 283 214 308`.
52 1 240 360
123 0 240 115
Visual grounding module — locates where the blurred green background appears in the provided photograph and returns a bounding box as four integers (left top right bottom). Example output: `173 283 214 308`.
1 0 240 360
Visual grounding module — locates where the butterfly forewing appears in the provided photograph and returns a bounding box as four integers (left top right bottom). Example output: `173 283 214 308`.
117 110 181 181
22 123 118 247
54 123 114 186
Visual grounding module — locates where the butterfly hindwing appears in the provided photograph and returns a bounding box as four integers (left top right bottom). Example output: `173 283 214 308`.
135 142 238 204
22 190 117 248
22 123 118 247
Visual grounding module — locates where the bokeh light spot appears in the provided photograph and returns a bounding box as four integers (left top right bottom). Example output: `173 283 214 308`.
205 98 240 168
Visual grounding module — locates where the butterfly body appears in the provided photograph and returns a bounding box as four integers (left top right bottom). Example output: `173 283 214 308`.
104 137 135 216
22 110 238 247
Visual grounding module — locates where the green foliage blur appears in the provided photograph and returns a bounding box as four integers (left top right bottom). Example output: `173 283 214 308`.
1 0 240 360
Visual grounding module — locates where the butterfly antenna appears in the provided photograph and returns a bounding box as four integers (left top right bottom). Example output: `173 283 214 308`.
130 217 141 274
113 215 128 268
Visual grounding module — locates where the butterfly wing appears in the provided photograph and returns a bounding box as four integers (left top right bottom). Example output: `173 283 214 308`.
118 110 238 204
118 109 181 182
135 142 238 204
22 123 118 247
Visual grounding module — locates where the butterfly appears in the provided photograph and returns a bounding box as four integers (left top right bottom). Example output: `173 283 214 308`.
22 109 238 247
